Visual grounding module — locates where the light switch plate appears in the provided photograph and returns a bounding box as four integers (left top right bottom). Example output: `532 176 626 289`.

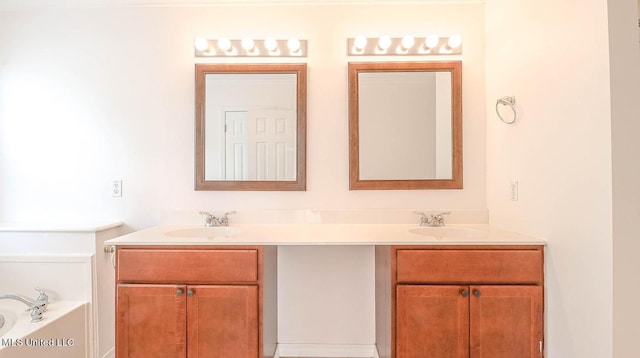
112 180 122 197
510 180 519 201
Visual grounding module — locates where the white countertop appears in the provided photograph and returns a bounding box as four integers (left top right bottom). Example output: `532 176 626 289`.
0 221 123 233
104 223 545 246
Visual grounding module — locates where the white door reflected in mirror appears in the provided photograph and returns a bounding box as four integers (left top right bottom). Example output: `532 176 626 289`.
195 63 307 191
203 73 297 181
210 108 296 181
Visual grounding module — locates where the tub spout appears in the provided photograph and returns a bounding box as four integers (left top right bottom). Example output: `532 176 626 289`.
0 289 49 322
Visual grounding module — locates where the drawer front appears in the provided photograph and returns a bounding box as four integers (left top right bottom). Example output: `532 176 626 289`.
396 249 542 284
117 249 259 283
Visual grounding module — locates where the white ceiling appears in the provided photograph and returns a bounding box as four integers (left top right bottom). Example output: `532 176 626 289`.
0 0 478 10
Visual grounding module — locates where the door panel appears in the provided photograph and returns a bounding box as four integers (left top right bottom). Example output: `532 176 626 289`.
248 108 296 180
187 285 259 358
470 285 543 358
224 108 296 181
116 284 186 358
396 285 469 358
224 111 248 180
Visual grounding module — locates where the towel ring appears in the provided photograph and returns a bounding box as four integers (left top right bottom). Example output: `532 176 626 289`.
496 96 517 124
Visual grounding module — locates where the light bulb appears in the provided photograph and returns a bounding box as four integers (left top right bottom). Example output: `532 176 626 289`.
241 37 255 51
447 34 462 49
401 35 415 50
354 35 367 50
194 37 209 52
378 35 391 50
264 37 278 52
218 38 232 52
287 38 301 52
425 34 439 49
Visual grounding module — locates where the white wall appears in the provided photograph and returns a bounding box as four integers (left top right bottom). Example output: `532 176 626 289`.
485 0 640 357
0 2 486 348
0 4 486 226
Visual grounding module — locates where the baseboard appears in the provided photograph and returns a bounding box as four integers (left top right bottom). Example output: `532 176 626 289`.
275 343 378 357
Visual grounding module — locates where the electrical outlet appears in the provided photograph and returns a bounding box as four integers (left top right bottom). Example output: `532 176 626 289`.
112 180 122 197
510 180 519 201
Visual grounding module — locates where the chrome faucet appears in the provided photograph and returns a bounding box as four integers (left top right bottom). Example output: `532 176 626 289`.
414 211 451 227
199 211 237 227
0 288 49 322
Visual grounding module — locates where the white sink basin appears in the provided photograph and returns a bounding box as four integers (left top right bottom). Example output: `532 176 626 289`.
409 226 487 239
164 226 240 239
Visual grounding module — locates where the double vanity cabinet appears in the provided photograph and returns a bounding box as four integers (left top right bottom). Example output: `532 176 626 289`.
115 246 277 358
375 245 544 358
108 224 544 358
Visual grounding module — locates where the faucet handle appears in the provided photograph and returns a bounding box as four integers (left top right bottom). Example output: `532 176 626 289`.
434 211 452 217
413 211 430 226
34 288 48 311
432 211 451 227
199 211 216 227
220 211 237 226
34 288 48 303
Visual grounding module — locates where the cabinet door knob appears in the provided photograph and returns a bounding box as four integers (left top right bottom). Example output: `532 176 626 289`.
473 289 481 297
176 289 183 296
460 289 469 297
187 289 194 297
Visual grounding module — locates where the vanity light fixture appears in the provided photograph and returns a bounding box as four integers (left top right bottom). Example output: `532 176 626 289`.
354 35 367 51
194 37 209 52
347 34 462 56
447 34 462 50
287 38 301 53
194 37 308 57
400 35 415 51
264 37 278 52
218 38 232 52
241 37 255 52
377 35 392 53
424 34 440 50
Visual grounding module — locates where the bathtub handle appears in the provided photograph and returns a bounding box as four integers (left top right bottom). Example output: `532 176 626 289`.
26 304 46 322
35 288 49 307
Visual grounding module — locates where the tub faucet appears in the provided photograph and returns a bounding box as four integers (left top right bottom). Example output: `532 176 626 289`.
0 288 49 322
199 211 237 227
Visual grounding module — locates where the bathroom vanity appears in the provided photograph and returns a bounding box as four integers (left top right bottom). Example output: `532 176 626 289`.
115 245 277 358
375 245 543 358
106 221 545 358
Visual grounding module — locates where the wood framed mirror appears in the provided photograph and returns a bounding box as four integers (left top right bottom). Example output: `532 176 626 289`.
195 63 307 191
348 61 462 190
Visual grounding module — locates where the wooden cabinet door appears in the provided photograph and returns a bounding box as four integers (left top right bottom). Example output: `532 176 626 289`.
187 285 259 358
396 285 469 358
116 284 187 358
470 285 543 358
